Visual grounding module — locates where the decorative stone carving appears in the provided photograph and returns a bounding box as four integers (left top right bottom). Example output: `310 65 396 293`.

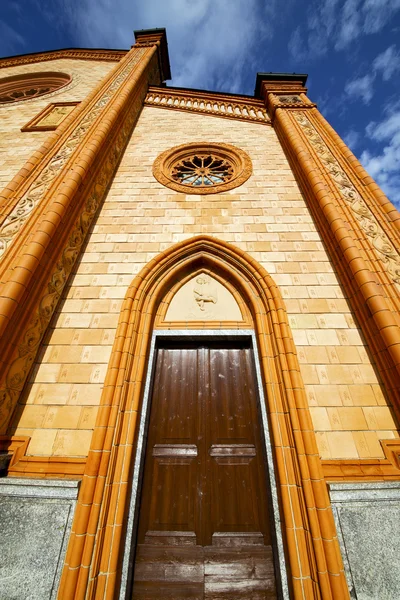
294 111 400 285
0 48 146 258
165 273 243 321
153 143 252 195
41 106 71 125
193 274 218 311
278 95 303 104
21 102 79 132
145 88 270 124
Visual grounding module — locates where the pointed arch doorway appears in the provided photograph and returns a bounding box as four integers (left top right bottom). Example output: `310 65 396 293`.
128 269 283 597
59 237 348 600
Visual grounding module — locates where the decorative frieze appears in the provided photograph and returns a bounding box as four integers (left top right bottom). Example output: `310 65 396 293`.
278 95 303 104
294 111 400 285
145 88 270 124
0 49 126 70
0 48 146 258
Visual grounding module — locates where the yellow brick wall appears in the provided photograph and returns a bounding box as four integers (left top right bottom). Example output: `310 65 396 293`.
8 105 399 459
0 58 119 189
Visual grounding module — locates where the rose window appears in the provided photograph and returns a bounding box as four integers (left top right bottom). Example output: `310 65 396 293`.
153 143 252 194
171 154 234 187
0 72 71 104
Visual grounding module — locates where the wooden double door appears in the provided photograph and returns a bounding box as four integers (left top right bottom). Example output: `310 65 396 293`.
132 341 277 599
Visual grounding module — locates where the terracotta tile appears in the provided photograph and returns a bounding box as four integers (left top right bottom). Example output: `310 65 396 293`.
315 432 331 459
363 407 398 430
14 405 48 428
28 429 58 455
52 429 93 457
43 406 81 429
309 407 330 431
326 431 358 459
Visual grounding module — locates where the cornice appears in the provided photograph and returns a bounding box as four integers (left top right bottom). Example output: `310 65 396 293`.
0 48 127 69
145 86 271 125
254 72 308 98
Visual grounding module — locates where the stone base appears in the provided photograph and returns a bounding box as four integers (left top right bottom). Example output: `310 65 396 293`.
329 481 400 600
0 478 80 600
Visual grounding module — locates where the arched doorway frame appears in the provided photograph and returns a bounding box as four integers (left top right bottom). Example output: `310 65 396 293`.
59 236 349 600
121 328 289 599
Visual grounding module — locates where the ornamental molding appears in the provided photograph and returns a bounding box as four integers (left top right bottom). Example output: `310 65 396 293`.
262 83 307 96
0 47 147 259
278 95 303 104
294 111 400 284
0 49 127 69
0 87 145 430
274 94 316 109
153 142 253 195
133 41 161 48
21 102 79 132
145 87 270 125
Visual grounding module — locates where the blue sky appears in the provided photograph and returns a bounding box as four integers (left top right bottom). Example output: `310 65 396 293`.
1 0 400 206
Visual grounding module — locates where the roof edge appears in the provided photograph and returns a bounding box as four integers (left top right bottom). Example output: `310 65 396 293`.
254 72 308 97
0 48 128 69
157 84 261 102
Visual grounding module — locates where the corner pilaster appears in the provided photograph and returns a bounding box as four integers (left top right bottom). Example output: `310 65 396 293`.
256 73 400 421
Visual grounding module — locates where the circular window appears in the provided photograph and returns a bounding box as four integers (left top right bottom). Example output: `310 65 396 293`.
0 72 71 104
153 143 252 194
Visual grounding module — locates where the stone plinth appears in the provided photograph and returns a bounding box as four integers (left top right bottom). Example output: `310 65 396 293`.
330 481 400 600
0 478 80 600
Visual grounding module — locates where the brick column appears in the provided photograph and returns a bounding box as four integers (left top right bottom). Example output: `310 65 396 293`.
0 29 171 434
256 74 400 420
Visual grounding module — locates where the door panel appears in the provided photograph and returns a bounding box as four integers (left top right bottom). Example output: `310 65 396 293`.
206 347 271 544
132 342 277 599
138 348 201 541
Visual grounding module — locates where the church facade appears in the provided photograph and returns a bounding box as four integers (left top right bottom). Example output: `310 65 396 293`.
0 28 399 599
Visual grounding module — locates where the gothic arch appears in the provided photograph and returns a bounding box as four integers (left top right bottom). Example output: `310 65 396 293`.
59 236 348 600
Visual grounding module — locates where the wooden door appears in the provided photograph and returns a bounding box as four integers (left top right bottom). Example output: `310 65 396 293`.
132 341 277 599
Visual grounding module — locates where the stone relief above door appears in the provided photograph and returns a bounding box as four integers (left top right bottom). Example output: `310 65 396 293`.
165 272 243 321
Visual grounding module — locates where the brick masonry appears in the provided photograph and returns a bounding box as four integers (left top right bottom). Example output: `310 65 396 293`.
7 104 399 459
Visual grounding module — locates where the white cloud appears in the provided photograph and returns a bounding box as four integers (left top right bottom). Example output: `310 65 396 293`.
288 0 400 61
0 19 24 55
344 44 400 104
42 0 276 94
373 45 400 81
343 129 361 150
360 110 400 206
288 0 340 61
345 73 375 104
362 0 400 34
287 27 305 62
334 0 361 50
